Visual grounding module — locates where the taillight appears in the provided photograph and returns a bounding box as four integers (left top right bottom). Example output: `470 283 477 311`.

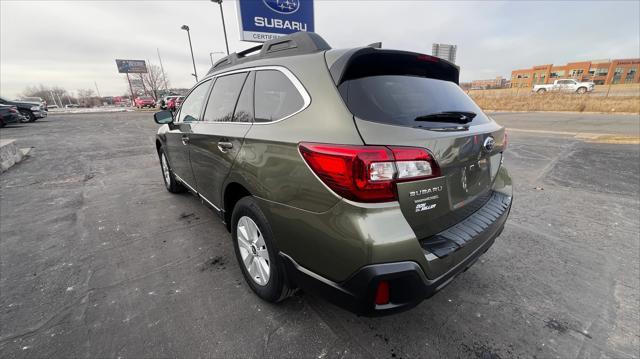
299 143 440 203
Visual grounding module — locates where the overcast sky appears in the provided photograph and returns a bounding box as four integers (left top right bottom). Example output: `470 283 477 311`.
1 0 639 98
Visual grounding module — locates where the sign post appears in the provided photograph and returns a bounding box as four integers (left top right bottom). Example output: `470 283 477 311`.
125 74 134 105
236 0 314 43
116 59 148 105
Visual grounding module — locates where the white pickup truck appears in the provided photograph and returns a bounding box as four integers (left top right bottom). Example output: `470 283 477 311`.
533 79 595 94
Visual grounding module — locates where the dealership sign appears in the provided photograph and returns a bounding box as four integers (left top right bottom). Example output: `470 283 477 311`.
237 0 314 43
115 59 148 73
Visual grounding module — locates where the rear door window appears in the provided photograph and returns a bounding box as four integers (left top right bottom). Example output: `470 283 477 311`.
339 75 490 127
254 70 304 122
203 72 248 122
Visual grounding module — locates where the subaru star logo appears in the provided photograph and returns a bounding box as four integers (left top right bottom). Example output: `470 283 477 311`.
263 0 300 14
483 136 496 153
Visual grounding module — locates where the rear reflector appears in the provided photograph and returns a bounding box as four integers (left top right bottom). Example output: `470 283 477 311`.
299 143 440 203
375 280 390 305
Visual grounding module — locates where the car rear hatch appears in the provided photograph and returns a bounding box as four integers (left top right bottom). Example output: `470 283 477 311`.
331 49 506 240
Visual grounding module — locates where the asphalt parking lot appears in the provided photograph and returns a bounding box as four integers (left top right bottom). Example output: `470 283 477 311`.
1 111 639 358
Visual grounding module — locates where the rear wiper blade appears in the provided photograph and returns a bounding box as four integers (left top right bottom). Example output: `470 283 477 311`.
414 111 476 123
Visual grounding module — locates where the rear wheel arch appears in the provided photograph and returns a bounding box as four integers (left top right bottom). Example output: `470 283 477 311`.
223 182 252 232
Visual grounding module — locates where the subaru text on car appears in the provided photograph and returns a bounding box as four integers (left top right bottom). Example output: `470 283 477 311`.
152 32 512 315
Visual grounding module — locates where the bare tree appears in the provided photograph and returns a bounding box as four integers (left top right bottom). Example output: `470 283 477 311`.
77 88 96 107
135 62 168 100
21 85 78 107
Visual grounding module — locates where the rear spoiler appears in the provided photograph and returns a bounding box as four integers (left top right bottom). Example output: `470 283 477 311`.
329 47 460 85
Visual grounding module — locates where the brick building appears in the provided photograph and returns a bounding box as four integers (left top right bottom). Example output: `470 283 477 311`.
510 58 640 88
471 76 507 89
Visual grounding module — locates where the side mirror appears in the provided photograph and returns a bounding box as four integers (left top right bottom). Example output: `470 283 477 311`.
154 110 173 124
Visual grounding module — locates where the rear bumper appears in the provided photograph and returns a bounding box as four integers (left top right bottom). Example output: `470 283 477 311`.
1 113 21 124
281 191 511 316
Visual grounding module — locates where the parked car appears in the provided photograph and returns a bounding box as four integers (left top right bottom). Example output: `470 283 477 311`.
153 32 512 315
0 96 47 122
533 79 595 94
47 104 59 109
65 104 79 108
166 96 183 111
159 95 178 110
18 96 47 110
134 96 156 108
0 104 23 127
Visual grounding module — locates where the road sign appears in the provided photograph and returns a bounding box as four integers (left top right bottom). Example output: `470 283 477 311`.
236 0 314 43
115 59 148 74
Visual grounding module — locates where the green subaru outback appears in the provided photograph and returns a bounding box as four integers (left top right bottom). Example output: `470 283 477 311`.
153 32 512 315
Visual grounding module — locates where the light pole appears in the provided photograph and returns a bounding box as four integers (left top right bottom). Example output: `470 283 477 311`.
209 51 225 66
211 0 230 55
181 25 198 82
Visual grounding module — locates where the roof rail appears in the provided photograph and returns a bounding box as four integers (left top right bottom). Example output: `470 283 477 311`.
207 32 331 75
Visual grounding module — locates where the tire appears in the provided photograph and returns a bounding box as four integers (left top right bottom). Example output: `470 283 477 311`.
536 88 547 94
159 149 185 193
19 110 35 122
231 196 294 303
576 87 587 94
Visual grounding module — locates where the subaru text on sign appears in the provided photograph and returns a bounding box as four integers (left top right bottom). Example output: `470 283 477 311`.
237 0 314 42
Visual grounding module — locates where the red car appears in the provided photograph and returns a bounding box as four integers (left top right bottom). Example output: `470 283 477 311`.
134 96 156 109
166 96 184 111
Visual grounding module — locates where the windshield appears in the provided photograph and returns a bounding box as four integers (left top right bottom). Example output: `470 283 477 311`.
339 75 491 127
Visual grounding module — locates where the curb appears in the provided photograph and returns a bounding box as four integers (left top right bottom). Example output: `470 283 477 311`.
0 140 31 173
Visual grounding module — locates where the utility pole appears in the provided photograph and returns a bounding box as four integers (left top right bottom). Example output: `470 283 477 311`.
157 48 169 91
126 73 135 105
49 90 59 108
94 81 102 98
181 25 198 82
211 0 230 55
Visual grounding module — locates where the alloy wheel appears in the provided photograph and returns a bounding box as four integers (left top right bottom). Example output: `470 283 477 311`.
236 216 270 286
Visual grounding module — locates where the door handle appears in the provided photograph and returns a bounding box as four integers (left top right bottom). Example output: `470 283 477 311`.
181 135 190 145
217 141 233 152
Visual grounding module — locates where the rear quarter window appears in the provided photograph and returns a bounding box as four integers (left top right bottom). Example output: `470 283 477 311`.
254 70 304 122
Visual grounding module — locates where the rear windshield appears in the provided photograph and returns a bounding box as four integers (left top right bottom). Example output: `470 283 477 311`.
338 75 490 127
